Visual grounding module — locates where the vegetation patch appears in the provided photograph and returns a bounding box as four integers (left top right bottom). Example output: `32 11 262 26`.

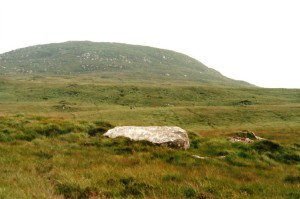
252 140 282 152
55 182 99 199
119 176 154 197
162 173 183 182
181 186 197 198
0 71 299 198
284 175 300 184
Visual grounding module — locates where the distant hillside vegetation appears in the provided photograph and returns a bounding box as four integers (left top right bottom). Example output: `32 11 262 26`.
0 41 251 86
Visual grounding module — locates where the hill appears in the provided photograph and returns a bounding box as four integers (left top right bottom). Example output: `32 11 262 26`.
1 41 299 198
0 41 251 86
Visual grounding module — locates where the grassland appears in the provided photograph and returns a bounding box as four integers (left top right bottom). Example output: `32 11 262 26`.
0 74 299 198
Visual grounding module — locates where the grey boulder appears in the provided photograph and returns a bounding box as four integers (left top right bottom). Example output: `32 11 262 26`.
103 126 190 149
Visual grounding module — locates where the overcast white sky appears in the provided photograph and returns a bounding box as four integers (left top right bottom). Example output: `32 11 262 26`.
1 0 299 88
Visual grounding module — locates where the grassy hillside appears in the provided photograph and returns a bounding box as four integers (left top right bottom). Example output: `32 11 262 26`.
0 42 299 198
0 75 299 198
0 41 250 86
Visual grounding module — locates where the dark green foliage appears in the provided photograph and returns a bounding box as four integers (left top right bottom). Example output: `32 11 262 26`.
166 155 182 164
182 186 197 198
235 131 257 139
87 126 108 136
250 140 300 164
93 121 113 128
55 183 97 199
2 129 13 134
150 150 193 166
0 128 38 142
0 133 12 142
190 139 201 149
284 175 300 184
238 100 253 105
0 116 115 141
119 176 153 197
14 133 36 141
35 124 72 137
252 140 282 152
287 192 300 199
238 151 255 160
88 121 114 136
162 174 182 182
114 146 134 155
275 153 300 164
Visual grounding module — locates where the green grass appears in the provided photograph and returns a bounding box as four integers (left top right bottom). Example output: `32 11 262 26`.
0 115 299 198
0 75 299 198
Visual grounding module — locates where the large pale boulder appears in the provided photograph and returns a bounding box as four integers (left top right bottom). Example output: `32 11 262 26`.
103 126 190 149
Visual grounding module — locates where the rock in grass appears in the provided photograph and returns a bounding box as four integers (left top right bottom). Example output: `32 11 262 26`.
229 137 254 144
103 126 190 149
229 130 265 144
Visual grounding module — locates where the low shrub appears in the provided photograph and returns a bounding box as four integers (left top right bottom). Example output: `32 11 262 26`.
294 143 300 148
119 176 153 197
276 153 300 164
235 131 256 139
182 186 197 198
0 134 11 142
252 140 282 153
287 192 300 199
88 126 108 136
238 151 255 160
35 124 74 137
93 121 114 128
190 139 201 149
55 182 98 199
14 133 36 141
162 173 182 182
284 175 300 184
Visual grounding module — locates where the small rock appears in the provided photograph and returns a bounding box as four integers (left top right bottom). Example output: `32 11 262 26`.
229 137 254 144
191 155 206 159
229 131 265 143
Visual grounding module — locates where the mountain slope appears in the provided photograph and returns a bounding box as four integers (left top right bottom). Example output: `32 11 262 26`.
0 41 251 86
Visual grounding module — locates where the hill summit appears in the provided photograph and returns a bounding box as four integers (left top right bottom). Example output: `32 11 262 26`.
0 41 250 86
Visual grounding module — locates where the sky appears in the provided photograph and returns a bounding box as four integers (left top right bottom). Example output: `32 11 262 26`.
0 0 299 88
